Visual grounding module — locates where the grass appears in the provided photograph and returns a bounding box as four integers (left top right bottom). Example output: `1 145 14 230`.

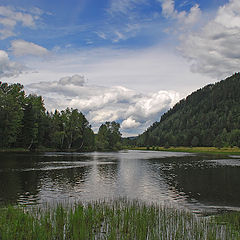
129 146 240 155
0 199 239 240
0 148 30 152
213 211 240 234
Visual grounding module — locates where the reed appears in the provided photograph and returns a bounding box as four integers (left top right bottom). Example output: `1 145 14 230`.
0 199 239 240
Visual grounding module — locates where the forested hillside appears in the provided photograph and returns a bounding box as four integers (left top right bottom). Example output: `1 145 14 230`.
137 73 240 147
0 82 121 151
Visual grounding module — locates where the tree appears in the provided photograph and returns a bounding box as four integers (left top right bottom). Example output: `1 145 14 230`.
0 81 96 151
62 108 89 149
96 121 122 150
191 136 199 147
20 94 45 149
0 82 25 147
136 73 240 148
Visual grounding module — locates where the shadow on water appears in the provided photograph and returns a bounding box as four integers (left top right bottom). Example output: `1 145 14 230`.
0 151 240 213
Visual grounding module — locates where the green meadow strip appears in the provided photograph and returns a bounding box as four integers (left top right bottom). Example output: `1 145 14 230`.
129 146 240 155
0 199 239 240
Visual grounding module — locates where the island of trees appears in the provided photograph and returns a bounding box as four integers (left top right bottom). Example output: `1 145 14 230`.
137 73 240 148
0 82 121 151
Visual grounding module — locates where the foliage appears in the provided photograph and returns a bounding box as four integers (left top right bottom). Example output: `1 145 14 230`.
0 82 25 147
96 121 122 150
137 73 240 147
0 81 124 151
0 82 96 151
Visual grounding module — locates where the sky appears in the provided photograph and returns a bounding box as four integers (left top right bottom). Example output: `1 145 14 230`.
0 0 239 136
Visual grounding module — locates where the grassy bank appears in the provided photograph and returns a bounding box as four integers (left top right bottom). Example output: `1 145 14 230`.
0 147 76 153
0 148 30 153
129 146 240 155
0 200 239 240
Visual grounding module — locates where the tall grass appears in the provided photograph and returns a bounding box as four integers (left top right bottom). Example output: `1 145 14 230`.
0 199 239 240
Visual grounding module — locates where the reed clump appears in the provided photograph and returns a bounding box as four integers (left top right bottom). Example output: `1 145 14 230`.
0 199 239 240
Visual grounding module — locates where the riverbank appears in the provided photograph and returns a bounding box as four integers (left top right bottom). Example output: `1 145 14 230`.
0 147 117 153
0 199 239 240
0 147 57 153
128 146 240 155
2 146 240 155
0 147 91 153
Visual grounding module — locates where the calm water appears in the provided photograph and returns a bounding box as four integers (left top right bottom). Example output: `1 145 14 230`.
0 150 240 213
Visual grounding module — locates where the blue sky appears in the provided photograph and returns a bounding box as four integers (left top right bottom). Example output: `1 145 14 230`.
0 0 228 50
0 0 239 136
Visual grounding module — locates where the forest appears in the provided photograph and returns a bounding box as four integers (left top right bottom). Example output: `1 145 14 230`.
0 82 121 151
137 73 240 148
2 72 240 151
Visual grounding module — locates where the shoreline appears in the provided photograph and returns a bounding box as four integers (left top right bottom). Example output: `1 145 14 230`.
1 146 240 155
127 146 240 155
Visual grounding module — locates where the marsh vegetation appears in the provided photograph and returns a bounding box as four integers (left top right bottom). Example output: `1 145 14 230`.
1 199 239 240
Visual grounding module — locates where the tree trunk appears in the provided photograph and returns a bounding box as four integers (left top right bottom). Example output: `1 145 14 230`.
28 138 33 150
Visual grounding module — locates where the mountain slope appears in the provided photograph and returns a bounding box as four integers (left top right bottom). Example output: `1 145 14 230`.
137 73 240 147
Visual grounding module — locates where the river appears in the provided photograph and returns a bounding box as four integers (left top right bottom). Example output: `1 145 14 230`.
0 150 240 214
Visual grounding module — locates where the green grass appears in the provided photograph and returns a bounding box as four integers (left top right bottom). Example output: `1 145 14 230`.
0 148 30 152
0 199 239 240
129 146 240 155
212 211 240 234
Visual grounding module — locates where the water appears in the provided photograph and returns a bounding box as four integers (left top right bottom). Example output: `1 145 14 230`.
0 150 240 213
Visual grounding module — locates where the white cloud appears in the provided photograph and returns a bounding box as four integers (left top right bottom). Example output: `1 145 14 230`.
0 17 16 27
161 0 175 18
0 28 15 39
96 32 107 40
122 117 141 129
0 50 25 77
159 0 201 26
26 74 180 135
0 6 42 39
108 0 147 15
102 0 147 43
179 0 240 79
10 40 49 57
5 46 215 135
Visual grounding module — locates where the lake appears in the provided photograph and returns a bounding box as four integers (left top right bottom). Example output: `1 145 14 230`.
0 150 240 214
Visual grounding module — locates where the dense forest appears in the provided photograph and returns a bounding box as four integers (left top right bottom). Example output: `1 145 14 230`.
0 82 121 151
137 73 240 148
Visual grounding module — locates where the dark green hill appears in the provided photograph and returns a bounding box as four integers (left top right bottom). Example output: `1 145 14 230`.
137 73 240 147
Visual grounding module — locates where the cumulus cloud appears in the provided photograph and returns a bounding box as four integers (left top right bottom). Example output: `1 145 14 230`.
27 75 180 135
10 46 215 135
122 117 141 129
28 74 87 97
0 50 25 77
0 6 42 39
179 0 240 79
10 40 49 57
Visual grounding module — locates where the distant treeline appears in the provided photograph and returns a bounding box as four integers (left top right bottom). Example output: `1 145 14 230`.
137 73 240 148
0 82 121 151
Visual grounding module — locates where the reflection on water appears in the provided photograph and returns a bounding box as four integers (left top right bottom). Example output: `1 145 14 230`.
0 150 240 213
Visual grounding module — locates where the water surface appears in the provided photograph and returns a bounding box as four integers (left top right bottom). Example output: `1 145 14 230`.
0 150 240 213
